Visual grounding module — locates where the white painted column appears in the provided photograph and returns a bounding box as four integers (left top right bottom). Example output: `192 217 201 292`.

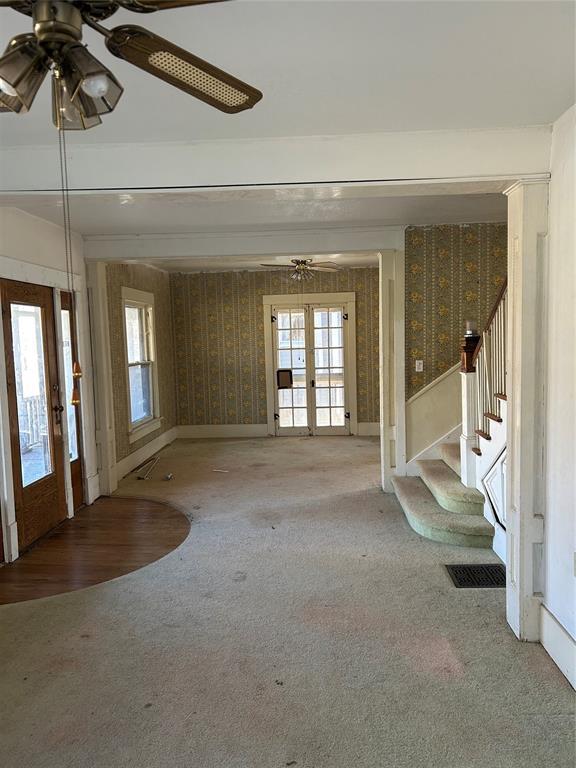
87 262 118 495
504 181 549 641
460 371 477 488
379 229 406 492
74 282 100 503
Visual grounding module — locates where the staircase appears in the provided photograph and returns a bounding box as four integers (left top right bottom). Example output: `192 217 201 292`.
392 449 493 548
393 281 508 550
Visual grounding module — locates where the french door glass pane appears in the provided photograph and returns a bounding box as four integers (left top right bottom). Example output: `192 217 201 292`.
275 308 308 429
129 364 152 423
61 309 79 461
313 307 345 428
11 304 53 486
277 311 290 329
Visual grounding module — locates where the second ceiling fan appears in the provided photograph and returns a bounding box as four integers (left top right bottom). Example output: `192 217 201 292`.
259 259 342 282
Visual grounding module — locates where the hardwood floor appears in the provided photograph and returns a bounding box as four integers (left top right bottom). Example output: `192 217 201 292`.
0 496 190 605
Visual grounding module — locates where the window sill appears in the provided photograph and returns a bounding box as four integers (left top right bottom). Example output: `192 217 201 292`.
128 417 163 444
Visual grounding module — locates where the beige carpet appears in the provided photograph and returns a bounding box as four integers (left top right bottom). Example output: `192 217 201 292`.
0 436 574 768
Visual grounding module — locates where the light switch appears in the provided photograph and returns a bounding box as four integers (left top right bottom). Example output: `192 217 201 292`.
415 360 424 372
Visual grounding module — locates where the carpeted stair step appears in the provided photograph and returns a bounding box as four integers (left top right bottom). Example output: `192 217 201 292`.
440 442 461 476
391 476 493 548
417 459 485 516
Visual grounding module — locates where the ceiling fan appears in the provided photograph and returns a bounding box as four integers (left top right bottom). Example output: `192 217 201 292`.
0 0 262 129
259 259 342 282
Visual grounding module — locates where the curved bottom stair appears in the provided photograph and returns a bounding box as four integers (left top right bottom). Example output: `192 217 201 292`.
392 445 494 548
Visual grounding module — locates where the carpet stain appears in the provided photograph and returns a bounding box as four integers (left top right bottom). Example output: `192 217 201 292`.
232 571 247 582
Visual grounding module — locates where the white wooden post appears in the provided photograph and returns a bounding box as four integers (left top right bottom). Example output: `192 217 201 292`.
379 232 406 493
504 180 549 641
460 371 477 488
87 262 118 495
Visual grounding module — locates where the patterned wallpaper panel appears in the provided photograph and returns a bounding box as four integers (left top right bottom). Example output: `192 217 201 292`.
107 263 176 461
171 267 380 425
405 223 507 400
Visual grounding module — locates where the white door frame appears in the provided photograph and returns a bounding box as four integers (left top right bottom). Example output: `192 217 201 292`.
263 292 357 436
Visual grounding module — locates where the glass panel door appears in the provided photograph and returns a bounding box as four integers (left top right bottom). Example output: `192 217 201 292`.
1 279 67 551
271 302 350 437
274 308 309 434
312 306 348 434
11 304 53 486
61 308 78 462
61 292 84 511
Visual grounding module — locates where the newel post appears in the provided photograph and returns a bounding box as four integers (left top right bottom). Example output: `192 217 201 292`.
460 331 480 488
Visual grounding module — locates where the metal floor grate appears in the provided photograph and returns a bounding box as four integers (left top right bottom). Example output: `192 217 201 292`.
445 563 506 588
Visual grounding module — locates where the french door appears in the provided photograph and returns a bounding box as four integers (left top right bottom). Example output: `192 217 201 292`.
1 279 67 551
269 300 354 436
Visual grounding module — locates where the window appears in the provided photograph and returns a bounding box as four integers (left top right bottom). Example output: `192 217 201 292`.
122 288 160 440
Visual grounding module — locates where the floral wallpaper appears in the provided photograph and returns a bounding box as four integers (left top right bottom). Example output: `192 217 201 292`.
171 267 380 425
405 223 507 400
107 263 176 460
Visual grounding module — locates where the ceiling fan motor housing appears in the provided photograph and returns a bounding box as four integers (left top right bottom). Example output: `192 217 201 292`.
33 0 83 44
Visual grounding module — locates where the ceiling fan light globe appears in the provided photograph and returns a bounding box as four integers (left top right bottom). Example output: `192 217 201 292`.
0 77 18 97
81 73 111 98
62 44 123 117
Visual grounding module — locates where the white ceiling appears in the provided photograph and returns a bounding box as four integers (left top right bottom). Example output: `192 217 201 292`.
0 0 573 148
139 252 382 272
2 181 508 271
0 184 507 236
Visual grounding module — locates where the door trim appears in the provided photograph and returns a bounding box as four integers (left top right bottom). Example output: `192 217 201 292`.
263 292 357 436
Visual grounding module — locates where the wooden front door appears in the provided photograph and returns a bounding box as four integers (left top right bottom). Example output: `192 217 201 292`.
60 292 84 511
1 279 67 551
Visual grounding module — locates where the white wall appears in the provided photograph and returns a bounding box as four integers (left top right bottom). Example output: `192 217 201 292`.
405 365 461 462
544 105 576 641
0 207 84 275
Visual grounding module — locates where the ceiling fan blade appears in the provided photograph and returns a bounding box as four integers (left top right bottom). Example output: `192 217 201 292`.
105 25 262 113
0 0 33 14
310 266 339 272
259 264 293 268
122 0 229 10
311 261 342 269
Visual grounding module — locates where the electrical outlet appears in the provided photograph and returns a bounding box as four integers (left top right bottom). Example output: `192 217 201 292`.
415 360 424 372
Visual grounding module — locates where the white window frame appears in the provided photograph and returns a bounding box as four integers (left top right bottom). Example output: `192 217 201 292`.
121 287 161 443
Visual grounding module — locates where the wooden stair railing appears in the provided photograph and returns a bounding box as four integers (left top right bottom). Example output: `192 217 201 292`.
460 278 508 456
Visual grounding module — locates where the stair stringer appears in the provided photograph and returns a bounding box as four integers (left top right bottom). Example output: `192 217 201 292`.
474 400 507 561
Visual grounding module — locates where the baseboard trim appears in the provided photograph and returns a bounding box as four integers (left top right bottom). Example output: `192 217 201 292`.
540 604 576 689
357 422 380 436
115 427 179 482
178 423 380 438
178 424 269 439
85 473 100 505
